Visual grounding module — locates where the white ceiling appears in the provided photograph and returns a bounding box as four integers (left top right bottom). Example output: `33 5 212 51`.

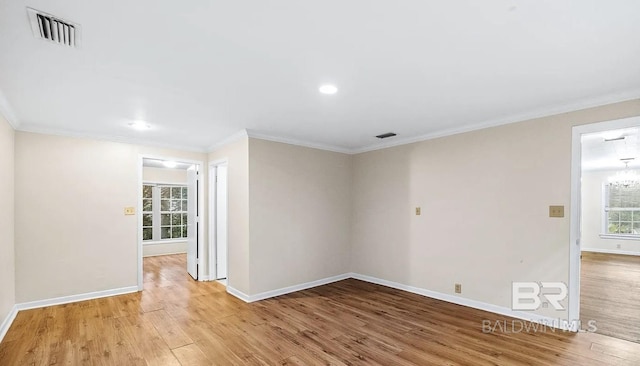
582 127 640 171
1 1 639 153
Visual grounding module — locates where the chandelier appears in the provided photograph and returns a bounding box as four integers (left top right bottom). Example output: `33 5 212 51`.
608 160 640 188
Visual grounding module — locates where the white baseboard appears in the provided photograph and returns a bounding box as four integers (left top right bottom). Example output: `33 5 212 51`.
0 305 18 343
349 273 574 331
582 248 640 256
227 273 351 303
226 286 251 302
16 286 139 311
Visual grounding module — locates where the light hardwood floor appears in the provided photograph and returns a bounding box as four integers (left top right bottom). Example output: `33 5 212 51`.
1 254 640 365
580 252 640 343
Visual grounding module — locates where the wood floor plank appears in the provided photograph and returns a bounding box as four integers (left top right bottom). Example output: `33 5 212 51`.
2 253 640 365
143 309 194 349
171 343 212 365
580 252 640 343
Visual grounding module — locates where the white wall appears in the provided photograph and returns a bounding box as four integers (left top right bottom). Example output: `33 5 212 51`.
248 139 352 295
351 99 640 320
0 114 15 327
209 137 250 294
142 166 188 257
581 170 640 255
14 132 208 303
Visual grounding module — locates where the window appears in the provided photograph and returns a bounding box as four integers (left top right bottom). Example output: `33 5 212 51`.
143 184 188 241
604 184 640 236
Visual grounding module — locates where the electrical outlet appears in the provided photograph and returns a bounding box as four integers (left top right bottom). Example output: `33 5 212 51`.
415 207 421 215
124 207 136 215
455 283 462 294
616 244 622 249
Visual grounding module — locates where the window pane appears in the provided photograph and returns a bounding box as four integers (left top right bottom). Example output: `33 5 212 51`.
608 211 620 222
172 213 181 225
161 187 170 199
633 222 640 234
620 211 632 221
143 185 153 198
161 214 171 226
172 187 181 199
608 223 619 234
170 200 180 212
143 199 152 212
182 187 188 199
143 214 153 226
182 200 187 212
182 225 187 238
161 199 170 211
161 227 171 239
172 226 182 238
182 213 187 225
143 228 153 241
609 185 640 208
619 223 632 234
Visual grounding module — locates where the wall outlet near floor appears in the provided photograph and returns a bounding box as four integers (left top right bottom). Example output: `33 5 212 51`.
616 244 622 249
455 283 462 294
124 207 136 215
415 207 421 215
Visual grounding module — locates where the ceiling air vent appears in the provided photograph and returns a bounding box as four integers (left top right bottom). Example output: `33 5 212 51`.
27 7 81 48
376 132 397 139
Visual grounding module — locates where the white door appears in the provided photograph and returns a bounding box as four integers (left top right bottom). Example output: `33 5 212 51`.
216 165 228 279
186 165 199 280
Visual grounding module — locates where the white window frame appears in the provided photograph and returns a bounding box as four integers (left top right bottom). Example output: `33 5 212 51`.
600 183 640 240
142 182 189 244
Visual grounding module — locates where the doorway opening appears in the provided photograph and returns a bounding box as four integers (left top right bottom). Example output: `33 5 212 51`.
571 116 640 343
209 159 229 285
137 155 205 290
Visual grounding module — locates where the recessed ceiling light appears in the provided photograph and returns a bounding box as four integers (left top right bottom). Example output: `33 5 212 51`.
128 120 150 130
162 161 177 168
319 84 338 95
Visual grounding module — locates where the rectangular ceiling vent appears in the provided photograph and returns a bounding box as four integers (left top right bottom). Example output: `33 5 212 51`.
27 7 81 48
376 132 397 139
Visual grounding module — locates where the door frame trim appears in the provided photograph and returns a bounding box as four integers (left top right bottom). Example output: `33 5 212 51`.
137 154 206 290
569 115 640 326
209 158 229 283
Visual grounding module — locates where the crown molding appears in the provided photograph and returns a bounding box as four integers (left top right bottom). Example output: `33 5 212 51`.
245 129 353 154
0 89 20 129
207 129 249 152
7 90 640 156
17 124 210 153
351 91 640 154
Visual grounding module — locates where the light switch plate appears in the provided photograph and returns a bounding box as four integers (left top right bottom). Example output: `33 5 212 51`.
124 207 136 215
549 205 564 218
415 207 421 215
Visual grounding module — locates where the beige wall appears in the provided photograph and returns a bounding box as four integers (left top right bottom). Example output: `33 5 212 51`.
14 132 207 302
209 138 250 294
581 170 640 255
248 139 352 295
352 99 640 319
0 115 15 323
142 166 188 184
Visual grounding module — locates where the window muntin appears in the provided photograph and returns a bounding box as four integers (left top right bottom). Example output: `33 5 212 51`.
604 184 640 236
143 184 188 241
